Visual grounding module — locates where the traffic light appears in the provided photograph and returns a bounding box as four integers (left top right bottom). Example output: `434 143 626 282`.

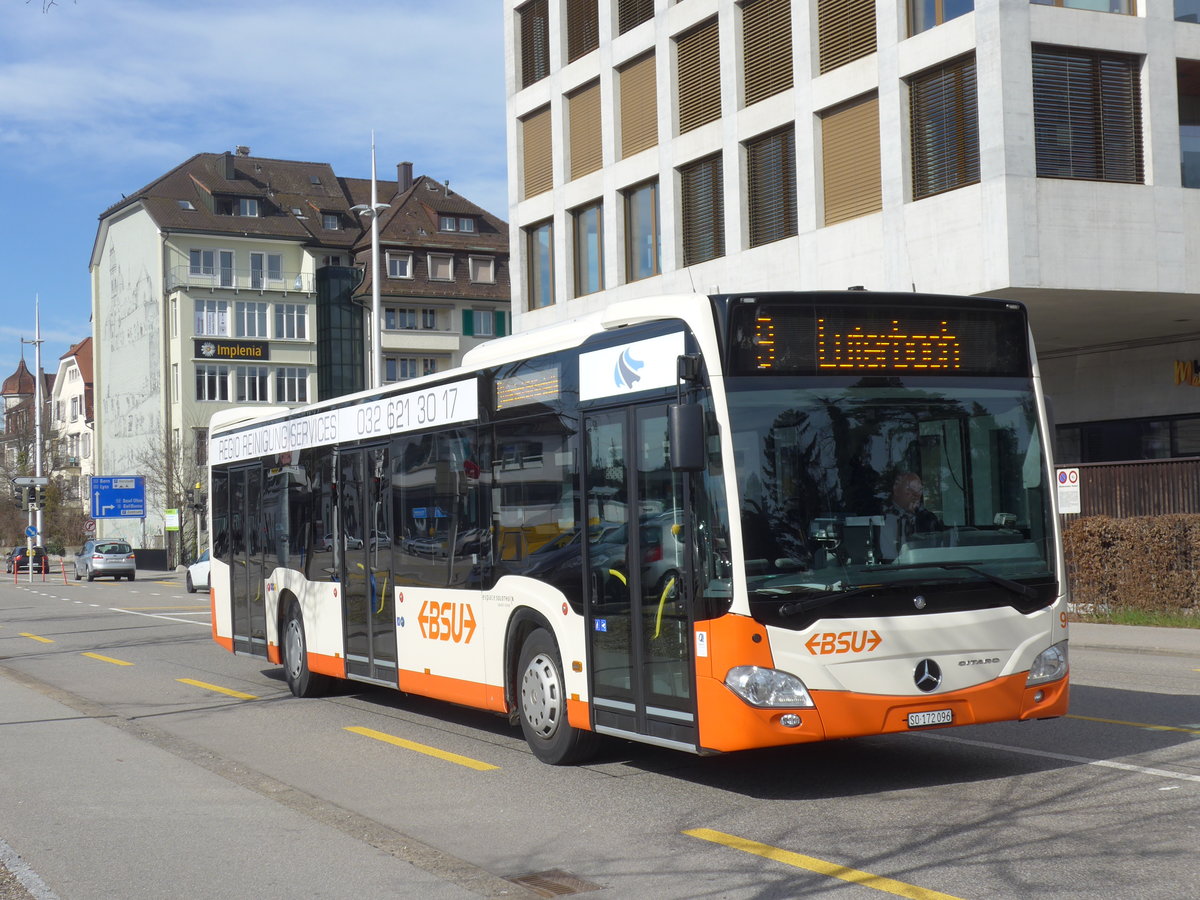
186 487 195 506
34 486 46 510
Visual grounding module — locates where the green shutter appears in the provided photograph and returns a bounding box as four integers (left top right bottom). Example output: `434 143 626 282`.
462 309 475 336
494 311 507 337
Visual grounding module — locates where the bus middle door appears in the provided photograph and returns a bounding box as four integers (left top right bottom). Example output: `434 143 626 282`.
337 445 397 685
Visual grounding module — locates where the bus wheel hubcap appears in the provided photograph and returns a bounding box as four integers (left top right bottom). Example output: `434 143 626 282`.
521 653 561 738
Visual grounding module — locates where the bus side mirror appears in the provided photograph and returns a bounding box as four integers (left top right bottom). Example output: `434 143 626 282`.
669 403 705 472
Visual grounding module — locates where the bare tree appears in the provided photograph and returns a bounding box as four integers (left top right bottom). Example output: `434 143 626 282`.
128 415 208 567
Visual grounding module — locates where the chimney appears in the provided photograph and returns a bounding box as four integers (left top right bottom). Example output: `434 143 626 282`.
397 161 413 193
223 151 236 180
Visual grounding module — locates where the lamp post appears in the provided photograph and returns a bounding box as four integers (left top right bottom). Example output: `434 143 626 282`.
20 298 45 542
351 132 388 390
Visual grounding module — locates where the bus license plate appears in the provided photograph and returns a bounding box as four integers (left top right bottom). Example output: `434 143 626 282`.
908 709 953 728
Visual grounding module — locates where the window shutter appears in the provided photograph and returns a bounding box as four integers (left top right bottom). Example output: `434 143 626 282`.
1032 45 1143 184
747 127 797 247
522 106 553 199
569 81 603 180
519 0 550 88
677 18 721 134
909 54 979 200
743 0 793 107
822 93 881 225
817 0 876 75
620 53 658 159
462 310 475 337
618 0 654 34
567 0 599 63
495 311 507 338
680 153 725 266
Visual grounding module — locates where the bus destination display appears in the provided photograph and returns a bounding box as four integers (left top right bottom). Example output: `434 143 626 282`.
732 301 1028 377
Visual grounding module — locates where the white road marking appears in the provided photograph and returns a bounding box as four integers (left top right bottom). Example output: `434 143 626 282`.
920 732 1200 784
110 607 211 627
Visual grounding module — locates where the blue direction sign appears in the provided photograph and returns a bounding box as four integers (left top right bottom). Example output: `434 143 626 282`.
91 476 146 519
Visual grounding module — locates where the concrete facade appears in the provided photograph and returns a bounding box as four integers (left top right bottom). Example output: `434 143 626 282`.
503 0 1200 461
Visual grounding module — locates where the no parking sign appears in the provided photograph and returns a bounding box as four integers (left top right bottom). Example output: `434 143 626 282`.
1056 467 1081 514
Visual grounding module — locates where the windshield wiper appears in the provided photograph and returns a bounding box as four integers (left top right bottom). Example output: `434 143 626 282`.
769 583 882 618
886 562 1039 600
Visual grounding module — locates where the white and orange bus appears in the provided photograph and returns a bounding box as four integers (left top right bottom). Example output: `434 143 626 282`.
206 291 1069 764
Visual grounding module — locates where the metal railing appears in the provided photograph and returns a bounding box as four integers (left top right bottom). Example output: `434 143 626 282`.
167 266 316 294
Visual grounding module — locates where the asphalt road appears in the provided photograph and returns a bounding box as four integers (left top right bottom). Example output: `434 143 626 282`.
1 570 1197 899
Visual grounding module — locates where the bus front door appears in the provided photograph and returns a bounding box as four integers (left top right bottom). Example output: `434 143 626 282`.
229 464 267 657
584 405 696 751
338 446 397 685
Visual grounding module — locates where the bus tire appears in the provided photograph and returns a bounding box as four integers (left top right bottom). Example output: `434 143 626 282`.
283 602 329 698
517 629 598 765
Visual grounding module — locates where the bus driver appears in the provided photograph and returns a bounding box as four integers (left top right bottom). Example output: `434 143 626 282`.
880 471 942 562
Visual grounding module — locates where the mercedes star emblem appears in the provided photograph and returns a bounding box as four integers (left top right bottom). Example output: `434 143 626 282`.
914 659 942 692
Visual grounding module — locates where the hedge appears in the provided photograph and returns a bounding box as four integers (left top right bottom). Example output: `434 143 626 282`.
1063 515 1200 616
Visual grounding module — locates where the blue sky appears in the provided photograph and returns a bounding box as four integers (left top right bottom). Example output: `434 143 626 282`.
0 0 508 382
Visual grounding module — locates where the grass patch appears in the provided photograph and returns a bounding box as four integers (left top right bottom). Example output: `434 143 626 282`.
1072 608 1200 629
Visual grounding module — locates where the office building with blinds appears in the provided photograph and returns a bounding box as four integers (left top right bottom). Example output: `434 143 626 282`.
503 0 1200 465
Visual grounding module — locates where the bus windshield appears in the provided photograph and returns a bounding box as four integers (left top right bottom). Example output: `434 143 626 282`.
725 378 1056 613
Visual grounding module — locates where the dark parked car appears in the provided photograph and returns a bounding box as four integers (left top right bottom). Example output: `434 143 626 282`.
10 546 50 574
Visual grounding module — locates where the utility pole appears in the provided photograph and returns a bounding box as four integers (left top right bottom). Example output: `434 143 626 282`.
351 132 387 389
20 298 45 543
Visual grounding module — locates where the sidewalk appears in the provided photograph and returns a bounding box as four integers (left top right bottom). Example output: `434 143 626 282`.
1070 621 1200 657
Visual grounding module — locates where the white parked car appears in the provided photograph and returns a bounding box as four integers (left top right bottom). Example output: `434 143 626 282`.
186 549 210 593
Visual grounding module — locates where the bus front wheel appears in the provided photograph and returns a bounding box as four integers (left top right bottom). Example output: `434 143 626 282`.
283 602 329 698
517 629 598 765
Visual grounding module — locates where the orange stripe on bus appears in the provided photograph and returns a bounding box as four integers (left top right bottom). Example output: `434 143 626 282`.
309 651 346 679
266 644 282 665
567 697 591 731
697 670 1069 754
699 613 774 680
399 668 507 713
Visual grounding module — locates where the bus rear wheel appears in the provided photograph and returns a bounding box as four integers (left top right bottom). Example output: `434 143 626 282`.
283 602 329 698
517 629 599 765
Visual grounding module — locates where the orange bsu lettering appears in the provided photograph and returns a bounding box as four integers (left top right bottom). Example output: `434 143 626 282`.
418 600 477 644
805 629 882 655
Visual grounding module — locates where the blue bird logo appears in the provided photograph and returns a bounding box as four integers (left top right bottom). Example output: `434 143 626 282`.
614 348 644 390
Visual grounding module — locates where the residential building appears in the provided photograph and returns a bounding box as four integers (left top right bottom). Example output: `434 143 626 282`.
49 337 95 508
1 357 54 476
503 0 1200 466
90 149 509 554
347 162 511 385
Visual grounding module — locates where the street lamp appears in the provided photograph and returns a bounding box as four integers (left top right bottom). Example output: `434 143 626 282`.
20 298 45 542
351 132 389 390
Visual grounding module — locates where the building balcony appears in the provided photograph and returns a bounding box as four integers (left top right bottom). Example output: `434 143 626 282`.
168 266 315 295
380 328 462 353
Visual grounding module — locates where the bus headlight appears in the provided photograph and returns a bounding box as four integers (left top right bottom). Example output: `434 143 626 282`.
1026 640 1068 686
725 666 815 708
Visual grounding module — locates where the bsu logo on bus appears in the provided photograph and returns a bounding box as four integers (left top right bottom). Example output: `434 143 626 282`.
418 600 477 644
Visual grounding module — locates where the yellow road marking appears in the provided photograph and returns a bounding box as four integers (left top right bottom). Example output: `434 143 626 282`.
82 652 134 666
1066 714 1200 736
177 678 257 700
19 633 54 643
345 726 498 771
683 829 963 900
